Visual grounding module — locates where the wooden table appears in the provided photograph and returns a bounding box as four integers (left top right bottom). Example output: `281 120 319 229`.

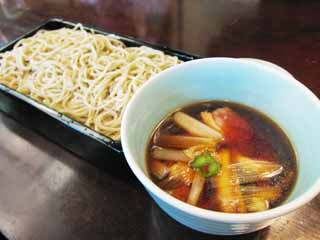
0 1 319 239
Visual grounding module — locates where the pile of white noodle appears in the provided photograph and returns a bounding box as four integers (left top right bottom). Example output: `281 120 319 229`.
0 24 181 140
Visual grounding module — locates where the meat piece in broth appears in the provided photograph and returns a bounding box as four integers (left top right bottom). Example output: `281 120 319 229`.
212 107 254 148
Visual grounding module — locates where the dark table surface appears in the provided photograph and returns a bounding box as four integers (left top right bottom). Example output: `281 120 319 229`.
0 1 320 240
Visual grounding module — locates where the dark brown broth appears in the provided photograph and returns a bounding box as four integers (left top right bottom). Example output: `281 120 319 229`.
147 101 297 212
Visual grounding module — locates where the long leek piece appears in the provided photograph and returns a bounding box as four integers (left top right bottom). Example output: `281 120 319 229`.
173 112 223 140
156 135 216 149
200 111 222 132
152 147 191 162
187 172 206 205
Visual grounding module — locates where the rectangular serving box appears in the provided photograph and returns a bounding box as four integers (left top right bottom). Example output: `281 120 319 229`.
0 18 199 170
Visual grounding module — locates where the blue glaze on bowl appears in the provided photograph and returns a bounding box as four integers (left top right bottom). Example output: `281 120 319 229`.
121 58 320 235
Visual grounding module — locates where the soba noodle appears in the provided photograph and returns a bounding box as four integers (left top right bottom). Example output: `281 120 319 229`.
0 24 181 140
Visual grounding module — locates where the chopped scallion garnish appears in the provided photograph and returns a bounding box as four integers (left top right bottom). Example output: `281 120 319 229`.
191 151 221 178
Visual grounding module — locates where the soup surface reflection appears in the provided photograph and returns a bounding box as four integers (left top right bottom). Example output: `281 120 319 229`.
147 101 297 213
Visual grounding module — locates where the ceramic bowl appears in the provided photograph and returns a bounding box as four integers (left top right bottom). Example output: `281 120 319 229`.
121 58 320 235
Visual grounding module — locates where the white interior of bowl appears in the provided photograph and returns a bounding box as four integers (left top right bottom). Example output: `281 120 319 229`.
121 57 320 222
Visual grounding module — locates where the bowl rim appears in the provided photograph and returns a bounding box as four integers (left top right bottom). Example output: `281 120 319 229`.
121 57 320 223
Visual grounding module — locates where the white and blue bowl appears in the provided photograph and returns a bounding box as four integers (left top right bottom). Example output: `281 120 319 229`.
121 58 320 235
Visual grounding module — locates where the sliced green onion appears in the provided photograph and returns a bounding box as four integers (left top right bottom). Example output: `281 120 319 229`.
191 151 221 178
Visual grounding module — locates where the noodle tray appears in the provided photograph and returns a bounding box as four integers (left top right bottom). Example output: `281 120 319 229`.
0 18 198 170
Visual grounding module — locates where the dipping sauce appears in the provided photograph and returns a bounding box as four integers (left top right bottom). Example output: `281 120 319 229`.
146 101 297 213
